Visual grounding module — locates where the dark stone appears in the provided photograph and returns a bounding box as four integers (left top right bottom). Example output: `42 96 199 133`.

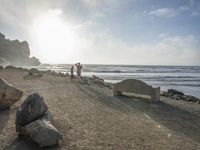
20 119 63 147
168 89 184 96
15 93 47 128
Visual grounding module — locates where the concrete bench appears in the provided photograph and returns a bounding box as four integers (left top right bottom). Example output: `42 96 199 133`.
113 79 160 102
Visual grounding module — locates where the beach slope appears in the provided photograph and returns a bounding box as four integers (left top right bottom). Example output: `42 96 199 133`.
0 68 200 150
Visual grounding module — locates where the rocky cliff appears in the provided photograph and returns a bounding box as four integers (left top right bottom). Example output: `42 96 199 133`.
0 33 40 66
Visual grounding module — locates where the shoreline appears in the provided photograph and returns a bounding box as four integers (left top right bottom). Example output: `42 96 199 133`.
1 65 200 103
0 66 200 149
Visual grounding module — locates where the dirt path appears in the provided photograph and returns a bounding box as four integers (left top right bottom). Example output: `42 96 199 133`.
0 69 200 150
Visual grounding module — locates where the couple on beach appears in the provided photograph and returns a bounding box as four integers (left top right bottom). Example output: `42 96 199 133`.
70 63 82 79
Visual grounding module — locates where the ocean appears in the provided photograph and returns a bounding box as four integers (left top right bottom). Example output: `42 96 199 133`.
36 64 200 98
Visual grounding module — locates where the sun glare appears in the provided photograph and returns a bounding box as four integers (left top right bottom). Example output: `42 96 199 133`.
31 9 80 63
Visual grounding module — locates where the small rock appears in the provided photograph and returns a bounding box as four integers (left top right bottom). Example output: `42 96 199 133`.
20 119 63 147
16 93 47 128
0 78 23 109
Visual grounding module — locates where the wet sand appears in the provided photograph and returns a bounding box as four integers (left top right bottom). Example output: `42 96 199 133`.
0 68 200 150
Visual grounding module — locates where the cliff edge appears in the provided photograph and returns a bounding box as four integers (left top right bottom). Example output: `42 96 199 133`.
0 33 40 66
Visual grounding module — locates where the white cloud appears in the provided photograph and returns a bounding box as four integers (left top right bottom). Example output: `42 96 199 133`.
191 11 200 16
147 5 198 18
76 24 200 65
148 8 179 18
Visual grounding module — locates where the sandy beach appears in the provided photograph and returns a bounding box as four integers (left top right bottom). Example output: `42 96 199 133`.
0 68 200 150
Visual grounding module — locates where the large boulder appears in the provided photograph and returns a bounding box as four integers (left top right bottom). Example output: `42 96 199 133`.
0 78 23 109
20 119 63 147
15 93 47 129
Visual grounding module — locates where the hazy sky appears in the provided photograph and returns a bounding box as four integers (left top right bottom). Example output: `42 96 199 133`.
0 0 200 65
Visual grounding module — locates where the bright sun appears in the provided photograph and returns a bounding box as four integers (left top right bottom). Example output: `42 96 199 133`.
31 9 80 63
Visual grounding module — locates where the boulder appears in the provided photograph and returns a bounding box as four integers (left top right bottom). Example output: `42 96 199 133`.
5 65 17 70
168 89 184 96
0 78 23 109
28 68 43 76
20 119 63 147
16 93 47 128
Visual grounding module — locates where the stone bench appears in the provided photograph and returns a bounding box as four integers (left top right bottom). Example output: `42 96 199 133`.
113 79 160 102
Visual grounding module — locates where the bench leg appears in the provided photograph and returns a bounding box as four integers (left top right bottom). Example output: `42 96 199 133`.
151 88 160 102
113 90 122 96
113 86 122 96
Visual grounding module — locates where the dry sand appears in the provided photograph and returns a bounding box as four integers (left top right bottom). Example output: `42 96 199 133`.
0 68 200 150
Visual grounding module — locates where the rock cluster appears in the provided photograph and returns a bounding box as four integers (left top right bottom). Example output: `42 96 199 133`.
0 77 23 109
0 33 40 66
81 75 112 88
161 89 200 104
29 69 69 78
15 93 62 147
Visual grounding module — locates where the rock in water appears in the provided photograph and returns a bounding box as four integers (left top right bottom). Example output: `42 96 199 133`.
20 119 63 147
168 89 184 96
16 93 47 128
0 78 23 109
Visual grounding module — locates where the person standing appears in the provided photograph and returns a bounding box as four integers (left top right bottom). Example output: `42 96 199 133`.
75 63 83 77
70 66 74 79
